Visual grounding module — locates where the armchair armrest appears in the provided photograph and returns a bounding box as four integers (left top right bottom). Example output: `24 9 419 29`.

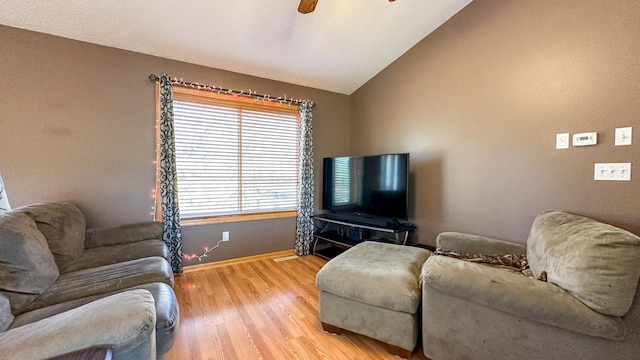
422 256 626 340
0 290 157 360
436 232 526 255
85 222 163 249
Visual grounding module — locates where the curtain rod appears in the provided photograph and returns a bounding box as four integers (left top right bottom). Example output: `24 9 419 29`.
148 74 314 107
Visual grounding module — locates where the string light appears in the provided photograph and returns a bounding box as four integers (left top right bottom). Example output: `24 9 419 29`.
148 74 314 107
182 238 226 262
151 108 161 221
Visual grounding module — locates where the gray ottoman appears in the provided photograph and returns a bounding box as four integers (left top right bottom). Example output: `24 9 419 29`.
316 241 431 358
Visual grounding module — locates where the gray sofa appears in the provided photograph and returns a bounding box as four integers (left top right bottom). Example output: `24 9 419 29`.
0 202 179 359
421 211 640 360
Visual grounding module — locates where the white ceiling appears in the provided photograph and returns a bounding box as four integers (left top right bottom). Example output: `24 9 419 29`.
0 0 472 95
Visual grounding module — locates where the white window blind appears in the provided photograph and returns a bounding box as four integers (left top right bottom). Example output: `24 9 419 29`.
172 87 299 219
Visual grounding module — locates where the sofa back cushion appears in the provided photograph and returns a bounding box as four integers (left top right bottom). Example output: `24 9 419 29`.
527 211 640 316
0 212 60 314
14 202 86 272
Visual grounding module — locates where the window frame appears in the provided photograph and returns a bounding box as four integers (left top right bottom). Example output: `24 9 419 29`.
155 85 299 226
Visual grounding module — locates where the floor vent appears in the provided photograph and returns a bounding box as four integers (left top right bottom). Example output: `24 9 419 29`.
273 255 299 262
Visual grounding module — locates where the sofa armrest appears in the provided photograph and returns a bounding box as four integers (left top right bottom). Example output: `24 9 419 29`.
421 255 626 340
47 345 113 360
436 232 526 255
85 222 163 249
0 290 157 360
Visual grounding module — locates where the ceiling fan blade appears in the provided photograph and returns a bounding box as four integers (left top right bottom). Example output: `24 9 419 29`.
298 0 318 14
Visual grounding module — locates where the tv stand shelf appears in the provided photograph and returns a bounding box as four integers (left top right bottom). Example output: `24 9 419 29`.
312 215 416 260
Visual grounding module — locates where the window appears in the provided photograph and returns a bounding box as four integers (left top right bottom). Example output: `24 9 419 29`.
167 87 299 223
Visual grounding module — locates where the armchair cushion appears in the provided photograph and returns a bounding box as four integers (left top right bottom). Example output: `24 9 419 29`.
527 211 640 316
0 212 59 314
422 255 627 340
0 294 13 332
14 202 86 272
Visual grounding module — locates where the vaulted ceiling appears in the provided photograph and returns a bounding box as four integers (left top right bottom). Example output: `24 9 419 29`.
0 0 472 94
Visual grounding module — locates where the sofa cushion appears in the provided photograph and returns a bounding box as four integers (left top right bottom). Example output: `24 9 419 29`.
25 256 173 311
12 282 178 355
85 222 163 249
527 211 640 316
0 212 59 314
0 289 156 360
0 294 13 332
14 202 86 272
63 239 168 273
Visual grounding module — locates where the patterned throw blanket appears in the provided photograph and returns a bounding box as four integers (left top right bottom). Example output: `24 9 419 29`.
434 250 547 282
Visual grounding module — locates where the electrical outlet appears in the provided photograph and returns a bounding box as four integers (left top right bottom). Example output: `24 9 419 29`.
222 231 229 242
594 163 631 181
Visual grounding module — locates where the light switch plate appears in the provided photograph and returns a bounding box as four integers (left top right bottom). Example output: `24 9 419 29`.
556 133 569 149
594 163 631 181
615 127 632 146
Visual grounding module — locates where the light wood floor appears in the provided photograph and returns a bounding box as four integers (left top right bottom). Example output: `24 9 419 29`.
165 252 430 360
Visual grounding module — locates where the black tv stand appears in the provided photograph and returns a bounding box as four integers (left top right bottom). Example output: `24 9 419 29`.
312 215 416 260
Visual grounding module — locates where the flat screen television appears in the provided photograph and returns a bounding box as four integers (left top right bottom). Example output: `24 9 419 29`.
322 153 409 221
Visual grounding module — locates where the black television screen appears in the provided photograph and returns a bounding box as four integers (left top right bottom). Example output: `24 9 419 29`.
322 153 409 220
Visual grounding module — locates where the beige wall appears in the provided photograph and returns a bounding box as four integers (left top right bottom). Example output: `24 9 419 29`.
2 0 639 262
351 0 640 245
0 25 350 264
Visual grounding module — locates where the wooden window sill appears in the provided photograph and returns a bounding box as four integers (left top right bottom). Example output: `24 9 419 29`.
181 211 297 226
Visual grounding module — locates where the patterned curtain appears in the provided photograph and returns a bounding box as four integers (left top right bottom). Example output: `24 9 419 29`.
0 171 10 214
295 101 315 255
158 74 183 273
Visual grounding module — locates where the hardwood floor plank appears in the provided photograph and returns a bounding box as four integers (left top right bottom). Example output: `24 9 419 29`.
166 254 429 360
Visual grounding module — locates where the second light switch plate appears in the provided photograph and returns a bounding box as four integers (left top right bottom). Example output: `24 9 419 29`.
615 127 632 146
